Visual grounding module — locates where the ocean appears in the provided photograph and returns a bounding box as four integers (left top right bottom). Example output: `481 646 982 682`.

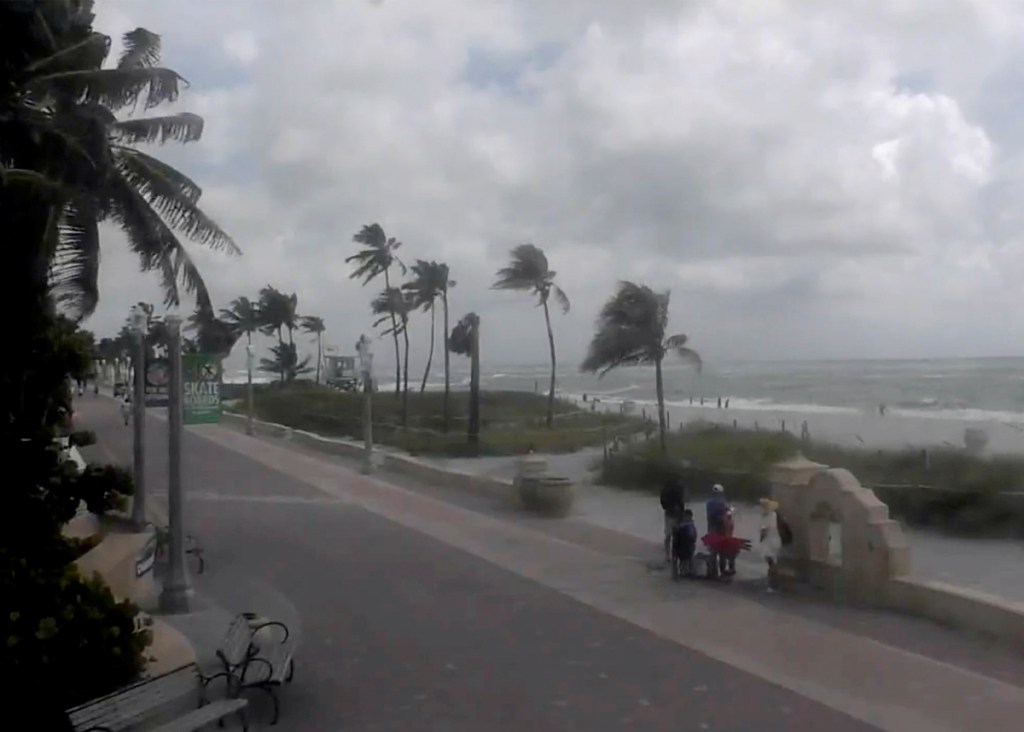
227 357 1024 425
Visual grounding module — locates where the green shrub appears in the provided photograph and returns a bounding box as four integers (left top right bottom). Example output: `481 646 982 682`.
1 548 149 709
73 464 134 515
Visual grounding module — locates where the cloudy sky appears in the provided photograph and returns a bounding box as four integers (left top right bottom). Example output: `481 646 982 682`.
89 0 1024 373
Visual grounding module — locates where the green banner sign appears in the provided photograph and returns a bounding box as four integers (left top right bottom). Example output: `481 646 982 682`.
183 354 222 425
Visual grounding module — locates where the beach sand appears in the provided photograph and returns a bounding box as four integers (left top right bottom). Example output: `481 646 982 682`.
573 395 1024 456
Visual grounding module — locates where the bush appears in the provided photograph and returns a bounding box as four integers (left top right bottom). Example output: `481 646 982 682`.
1 547 149 709
69 429 96 448
73 464 134 515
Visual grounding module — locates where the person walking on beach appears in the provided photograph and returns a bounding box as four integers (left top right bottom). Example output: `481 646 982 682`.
759 498 783 593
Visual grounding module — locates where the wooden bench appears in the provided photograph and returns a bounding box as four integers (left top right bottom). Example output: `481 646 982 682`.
203 613 296 726
66 663 248 732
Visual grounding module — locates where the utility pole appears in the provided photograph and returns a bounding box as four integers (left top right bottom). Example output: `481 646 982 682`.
159 315 191 613
129 305 148 529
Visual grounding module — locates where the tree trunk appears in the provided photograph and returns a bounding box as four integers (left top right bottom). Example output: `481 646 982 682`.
468 316 480 446
655 355 667 455
401 322 410 427
315 333 322 384
420 303 435 394
384 268 401 395
277 326 285 383
542 298 556 428
442 292 451 433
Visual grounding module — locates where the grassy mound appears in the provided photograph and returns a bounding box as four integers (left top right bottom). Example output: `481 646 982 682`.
250 384 642 456
599 422 1024 536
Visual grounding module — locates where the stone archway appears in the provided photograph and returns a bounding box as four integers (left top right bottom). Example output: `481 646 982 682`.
773 466 911 603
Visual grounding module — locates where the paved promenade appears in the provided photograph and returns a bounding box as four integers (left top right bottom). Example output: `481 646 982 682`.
76 394 1024 731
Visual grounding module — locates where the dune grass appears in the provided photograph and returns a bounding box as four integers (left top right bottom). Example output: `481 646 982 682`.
249 383 642 457
598 421 1024 536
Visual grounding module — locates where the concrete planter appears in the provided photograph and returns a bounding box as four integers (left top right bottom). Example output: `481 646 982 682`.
520 476 574 518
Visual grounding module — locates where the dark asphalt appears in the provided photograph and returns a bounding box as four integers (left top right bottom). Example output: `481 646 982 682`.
78 394 879 732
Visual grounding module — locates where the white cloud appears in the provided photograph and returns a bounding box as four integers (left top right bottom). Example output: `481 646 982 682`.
86 0 1024 369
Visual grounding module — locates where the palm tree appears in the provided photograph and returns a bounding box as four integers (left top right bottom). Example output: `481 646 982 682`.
449 313 481 445
371 287 413 427
300 316 326 384
2 14 239 318
257 286 298 382
581 281 702 454
259 342 310 383
493 244 569 428
403 260 454 394
186 307 239 358
219 296 261 346
347 224 405 395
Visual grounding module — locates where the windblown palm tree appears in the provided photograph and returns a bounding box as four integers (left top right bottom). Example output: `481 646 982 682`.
581 281 701 454
186 308 239 358
1 7 239 319
257 286 298 381
371 287 413 426
403 260 454 395
347 224 405 395
259 342 310 384
219 296 261 346
300 315 326 384
449 313 481 446
493 244 569 428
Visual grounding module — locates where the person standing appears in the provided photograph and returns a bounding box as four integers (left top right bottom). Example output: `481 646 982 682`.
705 484 729 577
120 393 132 426
660 476 686 563
759 498 783 593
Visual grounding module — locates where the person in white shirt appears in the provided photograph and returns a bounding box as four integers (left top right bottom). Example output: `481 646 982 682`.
120 394 132 426
759 498 782 593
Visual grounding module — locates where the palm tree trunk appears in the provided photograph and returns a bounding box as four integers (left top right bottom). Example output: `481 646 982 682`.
315 333 322 384
420 303 435 394
384 268 401 395
277 326 285 383
401 323 410 427
442 292 451 432
468 317 480 446
542 299 556 428
655 355 667 454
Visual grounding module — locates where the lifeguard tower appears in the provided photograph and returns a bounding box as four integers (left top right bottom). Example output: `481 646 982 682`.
323 354 359 391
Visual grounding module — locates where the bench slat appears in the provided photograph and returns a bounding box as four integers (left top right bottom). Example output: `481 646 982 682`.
146 699 248 732
68 665 199 731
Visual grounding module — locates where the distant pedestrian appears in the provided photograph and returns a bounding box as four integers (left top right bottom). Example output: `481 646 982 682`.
120 393 132 426
725 398 730 408
717 397 722 409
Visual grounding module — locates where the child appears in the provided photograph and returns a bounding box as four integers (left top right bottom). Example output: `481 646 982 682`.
672 509 698 577
722 507 737 576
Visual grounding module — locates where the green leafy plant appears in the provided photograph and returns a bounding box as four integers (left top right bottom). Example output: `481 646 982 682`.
73 464 134 515
69 429 96 447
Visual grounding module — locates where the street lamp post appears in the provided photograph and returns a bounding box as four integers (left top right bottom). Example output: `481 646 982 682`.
129 305 148 529
160 315 191 613
357 335 374 475
245 344 255 435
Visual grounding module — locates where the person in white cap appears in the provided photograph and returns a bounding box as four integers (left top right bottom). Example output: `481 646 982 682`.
705 483 729 575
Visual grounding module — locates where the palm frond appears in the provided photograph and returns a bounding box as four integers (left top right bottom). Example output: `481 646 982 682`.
552 285 570 314
448 313 479 357
666 336 702 372
300 315 325 334
51 200 101 318
107 173 212 312
112 147 201 201
113 113 203 145
33 66 187 111
0 166 66 199
26 31 109 74
118 28 161 70
115 148 239 253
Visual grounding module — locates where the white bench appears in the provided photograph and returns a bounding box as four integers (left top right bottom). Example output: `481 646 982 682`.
66 663 248 732
204 613 297 726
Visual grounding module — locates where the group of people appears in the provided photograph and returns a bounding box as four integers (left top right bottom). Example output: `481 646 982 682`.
660 477 783 592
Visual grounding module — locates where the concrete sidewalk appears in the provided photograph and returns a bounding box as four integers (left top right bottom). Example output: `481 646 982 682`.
191 422 1024 732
